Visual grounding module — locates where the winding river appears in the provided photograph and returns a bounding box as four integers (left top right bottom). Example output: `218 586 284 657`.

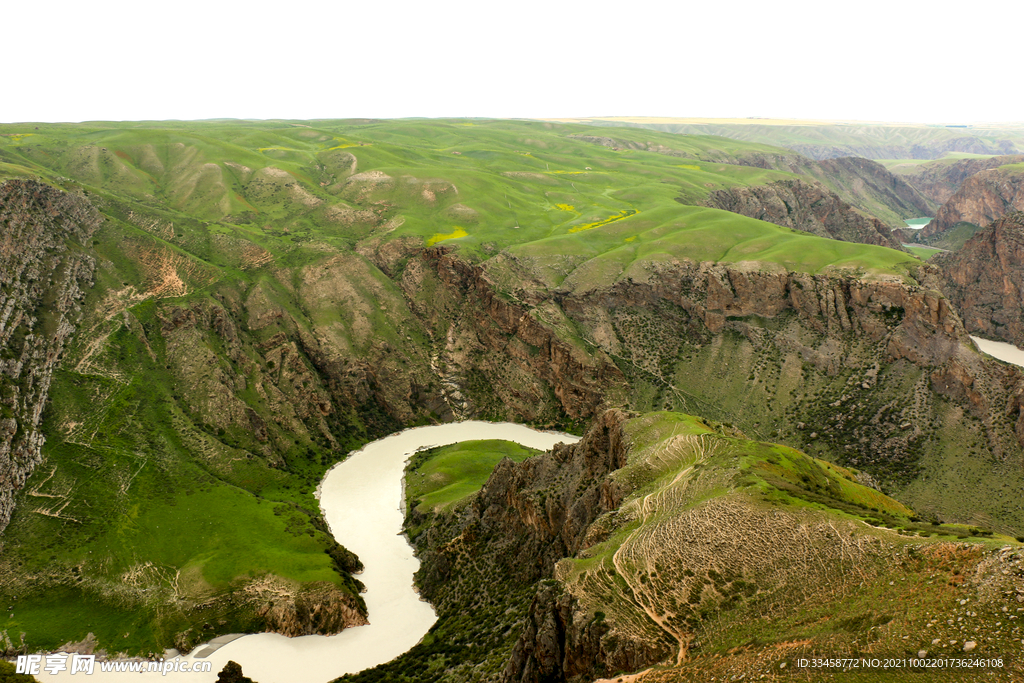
42 422 579 683
971 335 1024 369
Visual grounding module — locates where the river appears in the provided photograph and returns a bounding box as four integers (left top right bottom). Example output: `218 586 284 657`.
970 335 1024 369
39 422 579 683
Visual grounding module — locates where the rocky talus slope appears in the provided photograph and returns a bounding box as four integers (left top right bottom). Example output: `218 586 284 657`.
935 212 1024 347
0 179 100 533
922 167 1024 240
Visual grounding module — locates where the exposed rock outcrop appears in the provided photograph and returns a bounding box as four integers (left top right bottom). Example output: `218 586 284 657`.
417 246 628 420
922 167 1024 240
735 154 935 221
0 180 100 533
935 212 1024 347
416 409 629 590
702 179 903 248
899 155 1024 205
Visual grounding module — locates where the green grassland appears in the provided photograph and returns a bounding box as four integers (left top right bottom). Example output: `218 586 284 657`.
927 221 985 251
0 119 919 278
405 440 541 516
906 244 944 260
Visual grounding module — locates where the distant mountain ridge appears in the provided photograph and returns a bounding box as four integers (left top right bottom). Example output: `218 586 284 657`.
557 118 1024 161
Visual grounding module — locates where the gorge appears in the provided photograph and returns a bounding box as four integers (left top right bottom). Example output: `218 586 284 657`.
3 118 1024 682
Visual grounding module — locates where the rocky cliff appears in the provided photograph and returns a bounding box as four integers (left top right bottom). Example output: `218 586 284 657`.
735 154 935 222
0 179 100 533
898 155 1024 205
480 249 1024 522
935 212 1024 347
702 179 903 248
922 166 1024 240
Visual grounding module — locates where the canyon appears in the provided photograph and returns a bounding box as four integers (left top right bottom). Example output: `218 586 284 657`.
2 118 1024 682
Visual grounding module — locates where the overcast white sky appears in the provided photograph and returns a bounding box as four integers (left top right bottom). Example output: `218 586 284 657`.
4 0 1021 125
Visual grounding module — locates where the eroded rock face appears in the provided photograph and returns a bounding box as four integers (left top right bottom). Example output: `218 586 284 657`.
936 212 1024 347
703 179 903 248
902 155 1024 205
922 168 1024 240
418 247 628 420
0 180 100 533
408 410 632 683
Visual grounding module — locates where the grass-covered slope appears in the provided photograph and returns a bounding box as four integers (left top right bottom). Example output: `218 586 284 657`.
405 440 541 517
538 412 1024 682
341 410 1024 683
0 119 919 276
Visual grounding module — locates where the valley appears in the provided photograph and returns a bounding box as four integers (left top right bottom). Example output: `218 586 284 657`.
2 117 1024 681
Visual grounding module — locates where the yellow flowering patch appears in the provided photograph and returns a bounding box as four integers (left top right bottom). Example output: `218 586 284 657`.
568 209 637 234
625 235 637 242
426 227 469 247
554 204 575 211
675 164 701 171
1 133 35 143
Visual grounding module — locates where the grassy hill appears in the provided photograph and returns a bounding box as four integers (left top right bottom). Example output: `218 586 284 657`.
0 119 919 271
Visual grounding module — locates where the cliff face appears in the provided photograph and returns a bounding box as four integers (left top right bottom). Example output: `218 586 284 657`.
735 154 935 222
392 410 631 683
0 180 100 533
415 247 627 420
922 167 1024 239
899 155 1024 205
935 212 1024 347
479 250 1024 511
703 179 903 248
417 409 628 590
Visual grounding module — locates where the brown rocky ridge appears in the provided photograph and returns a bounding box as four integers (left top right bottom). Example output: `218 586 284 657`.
935 212 1024 347
922 166 1024 240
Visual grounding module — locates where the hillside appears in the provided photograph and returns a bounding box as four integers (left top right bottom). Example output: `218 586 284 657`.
341 410 1024 683
883 155 1024 205
919 165 1024 244
550 118 1024 161
1 119 1023 667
